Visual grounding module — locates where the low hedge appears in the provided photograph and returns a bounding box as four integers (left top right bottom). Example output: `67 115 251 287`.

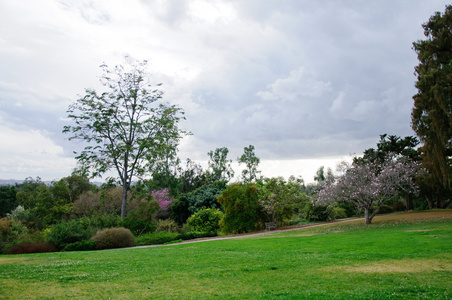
134 231 218 246
7 242 57 255
62 240 97 252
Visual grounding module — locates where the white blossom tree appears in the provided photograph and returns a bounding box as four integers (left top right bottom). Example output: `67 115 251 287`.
317 155 420 224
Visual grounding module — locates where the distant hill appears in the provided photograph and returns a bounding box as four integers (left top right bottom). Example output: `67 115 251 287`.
0 179 41 186
0 179 103 186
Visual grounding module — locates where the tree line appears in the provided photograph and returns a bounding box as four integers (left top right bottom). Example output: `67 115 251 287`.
0 5 451 253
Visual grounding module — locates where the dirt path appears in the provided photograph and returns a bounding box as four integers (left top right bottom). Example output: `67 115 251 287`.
128 217 363 250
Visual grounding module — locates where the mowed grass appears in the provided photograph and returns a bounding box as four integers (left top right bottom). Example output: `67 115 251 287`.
1 211 451 299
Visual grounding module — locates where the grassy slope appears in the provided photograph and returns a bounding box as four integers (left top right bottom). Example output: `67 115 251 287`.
0 210 451 299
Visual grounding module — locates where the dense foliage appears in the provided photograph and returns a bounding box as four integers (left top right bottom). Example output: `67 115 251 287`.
45 219 92 250
170 181 226 226
217 183 262 234
186 207 223 233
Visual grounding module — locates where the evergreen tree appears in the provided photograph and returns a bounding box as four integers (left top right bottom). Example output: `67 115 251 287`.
411 5 452 207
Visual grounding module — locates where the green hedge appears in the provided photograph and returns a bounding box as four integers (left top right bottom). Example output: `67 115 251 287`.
134 231 218 246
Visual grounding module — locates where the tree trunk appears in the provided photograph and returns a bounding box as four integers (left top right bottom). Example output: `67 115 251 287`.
437 193 443 209
121 182 128 219
405 193 413 210
426 194 435 209
364 208 372 224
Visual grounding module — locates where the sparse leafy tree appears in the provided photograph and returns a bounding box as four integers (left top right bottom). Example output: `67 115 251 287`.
207 147 234 182
314 166 334 185
63 58 186 218
238 145 261 183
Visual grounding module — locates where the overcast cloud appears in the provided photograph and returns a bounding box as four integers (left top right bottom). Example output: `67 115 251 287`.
0 0 448 183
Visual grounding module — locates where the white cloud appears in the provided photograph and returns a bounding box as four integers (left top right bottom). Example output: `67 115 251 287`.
257 67 332 101
0 0 448 181
0 122 75 180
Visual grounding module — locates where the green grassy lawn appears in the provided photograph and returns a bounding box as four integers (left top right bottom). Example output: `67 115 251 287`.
1 211 451 299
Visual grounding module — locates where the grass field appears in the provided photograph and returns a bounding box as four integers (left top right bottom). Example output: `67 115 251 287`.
1 210 451 299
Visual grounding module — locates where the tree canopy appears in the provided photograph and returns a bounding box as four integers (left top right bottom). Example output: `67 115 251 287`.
206 147 234 182
63 58 186 218
317 155 420 224
237 145 261 183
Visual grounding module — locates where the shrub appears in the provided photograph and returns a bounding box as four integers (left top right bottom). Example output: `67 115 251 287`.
218 183 261 234
378 204 395 214
77 214 121 234
134 232 179 246
0 218 12 237
392 201 407 212
133 231 218 246
171 181 227 226
63 240 97 252
170 198 191 226
156 219 179 233
46 219 91 250
326 205 347 221
90 227 135 250
7 242 57 255
1 219 38 254
304 202 328 221
176 231 217 241
6 205 38 228
288 214 307 226
119 217 156 236
337 201 357 217
186 208 223 233
74 188 125 217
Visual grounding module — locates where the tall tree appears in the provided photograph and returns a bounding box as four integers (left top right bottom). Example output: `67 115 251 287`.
0 185 17 217
63 59 186 218
313 166 334 185
179 158 207 193
362 134 420 163
207 147 234 182
237 145 261 183
411 5 452 199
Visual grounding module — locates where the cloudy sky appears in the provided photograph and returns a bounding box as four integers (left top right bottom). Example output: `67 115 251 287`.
0 0 448 183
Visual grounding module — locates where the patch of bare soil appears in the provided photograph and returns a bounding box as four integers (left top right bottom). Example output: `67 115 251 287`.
328 256 452 274
372 210 452 224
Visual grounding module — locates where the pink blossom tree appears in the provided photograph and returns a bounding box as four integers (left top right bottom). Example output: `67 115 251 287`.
151 188 173 211
317 155 421 224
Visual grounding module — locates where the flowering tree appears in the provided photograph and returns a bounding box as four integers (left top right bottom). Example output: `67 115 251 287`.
317 155 420 224
151 189 173 211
